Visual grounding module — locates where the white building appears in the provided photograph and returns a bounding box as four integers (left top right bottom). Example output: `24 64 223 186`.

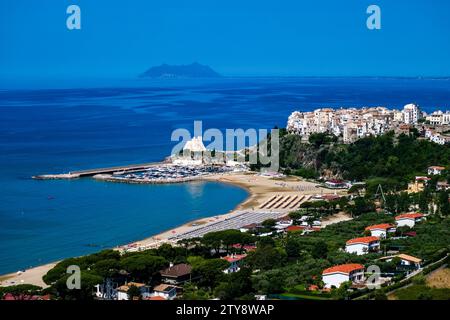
379 254 422 270
365 223 396 238
428 166 446 176
426 110 450 125
345 236 380 255
395 213 424 228
116 282 151 300
402 103 421 124
151 284 177 300
322 264 365 289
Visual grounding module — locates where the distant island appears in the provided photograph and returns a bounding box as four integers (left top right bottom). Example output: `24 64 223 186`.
140 62 222 78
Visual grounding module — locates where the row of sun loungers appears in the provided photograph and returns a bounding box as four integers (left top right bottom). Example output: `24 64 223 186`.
259 194 311 210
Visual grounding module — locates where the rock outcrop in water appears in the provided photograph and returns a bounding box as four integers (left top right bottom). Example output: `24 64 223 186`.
140 62 222 78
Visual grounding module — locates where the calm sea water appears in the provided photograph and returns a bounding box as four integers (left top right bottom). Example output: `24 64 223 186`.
0 77 449 274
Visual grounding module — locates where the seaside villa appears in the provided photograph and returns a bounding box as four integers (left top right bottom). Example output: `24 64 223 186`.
116 282 151 300
160 263 193 285
365 223 396 238
221 254 247 274
395 213 424 228
152 284 177 300
428 166 446 176
345 236 380 255
322 264 365 289
379 254 423 271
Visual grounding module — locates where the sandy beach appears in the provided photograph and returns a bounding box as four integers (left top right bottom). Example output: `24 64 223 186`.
0 171 348 288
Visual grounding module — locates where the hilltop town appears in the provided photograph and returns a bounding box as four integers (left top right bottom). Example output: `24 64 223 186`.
287 104 450 145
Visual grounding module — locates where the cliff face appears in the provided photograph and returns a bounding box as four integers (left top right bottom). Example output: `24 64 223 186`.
278 134 344 179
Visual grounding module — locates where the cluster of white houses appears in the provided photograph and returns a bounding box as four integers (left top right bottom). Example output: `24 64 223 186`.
322 213 424 289
287 104 450 144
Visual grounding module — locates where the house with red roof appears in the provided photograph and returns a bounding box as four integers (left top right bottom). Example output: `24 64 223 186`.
221 254 247 274
345 236 380 255
365 223 396 238
322 264 365 289
395 213 424 228
428 166 446 176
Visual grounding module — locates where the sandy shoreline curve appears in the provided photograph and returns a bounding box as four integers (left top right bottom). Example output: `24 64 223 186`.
0 172 348 288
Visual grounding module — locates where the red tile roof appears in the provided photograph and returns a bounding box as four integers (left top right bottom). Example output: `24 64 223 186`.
221 254 247 263
429 166 445 170
346 236 380 245
287 225 304 232
147 296 166 301
365 223 395 231
395 213 424 220
323 264 365 275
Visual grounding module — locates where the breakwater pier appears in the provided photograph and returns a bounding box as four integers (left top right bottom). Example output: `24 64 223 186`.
32 162 161 180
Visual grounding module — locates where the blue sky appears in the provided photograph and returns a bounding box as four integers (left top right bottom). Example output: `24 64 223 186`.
1 0 450 78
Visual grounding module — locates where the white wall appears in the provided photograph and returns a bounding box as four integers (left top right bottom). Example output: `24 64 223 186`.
345 243 368 255
117 291 128 300
323 273 349 289
396 219 415 228
370 229 386 238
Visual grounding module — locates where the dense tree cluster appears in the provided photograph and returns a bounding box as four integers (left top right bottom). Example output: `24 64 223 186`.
278 131 450 187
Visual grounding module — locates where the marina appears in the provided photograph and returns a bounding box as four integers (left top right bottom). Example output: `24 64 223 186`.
93 164 242 184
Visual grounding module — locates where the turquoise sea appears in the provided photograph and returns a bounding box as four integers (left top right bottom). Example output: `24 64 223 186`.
0 77 449 274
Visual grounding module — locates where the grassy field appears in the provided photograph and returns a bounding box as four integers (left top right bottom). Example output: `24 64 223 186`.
389 267 450 300
426 267 450 289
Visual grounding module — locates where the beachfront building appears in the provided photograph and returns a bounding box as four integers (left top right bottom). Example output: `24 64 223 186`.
116 282 151 300
395 213 424 228
275 217 293 229
160 263 192 285
322 264 365 289
151 284 177 300
345 236 380 255
221 254 247 273
379 254 423 270
428 166 446 176
365 223 396 238
325 180 349 189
